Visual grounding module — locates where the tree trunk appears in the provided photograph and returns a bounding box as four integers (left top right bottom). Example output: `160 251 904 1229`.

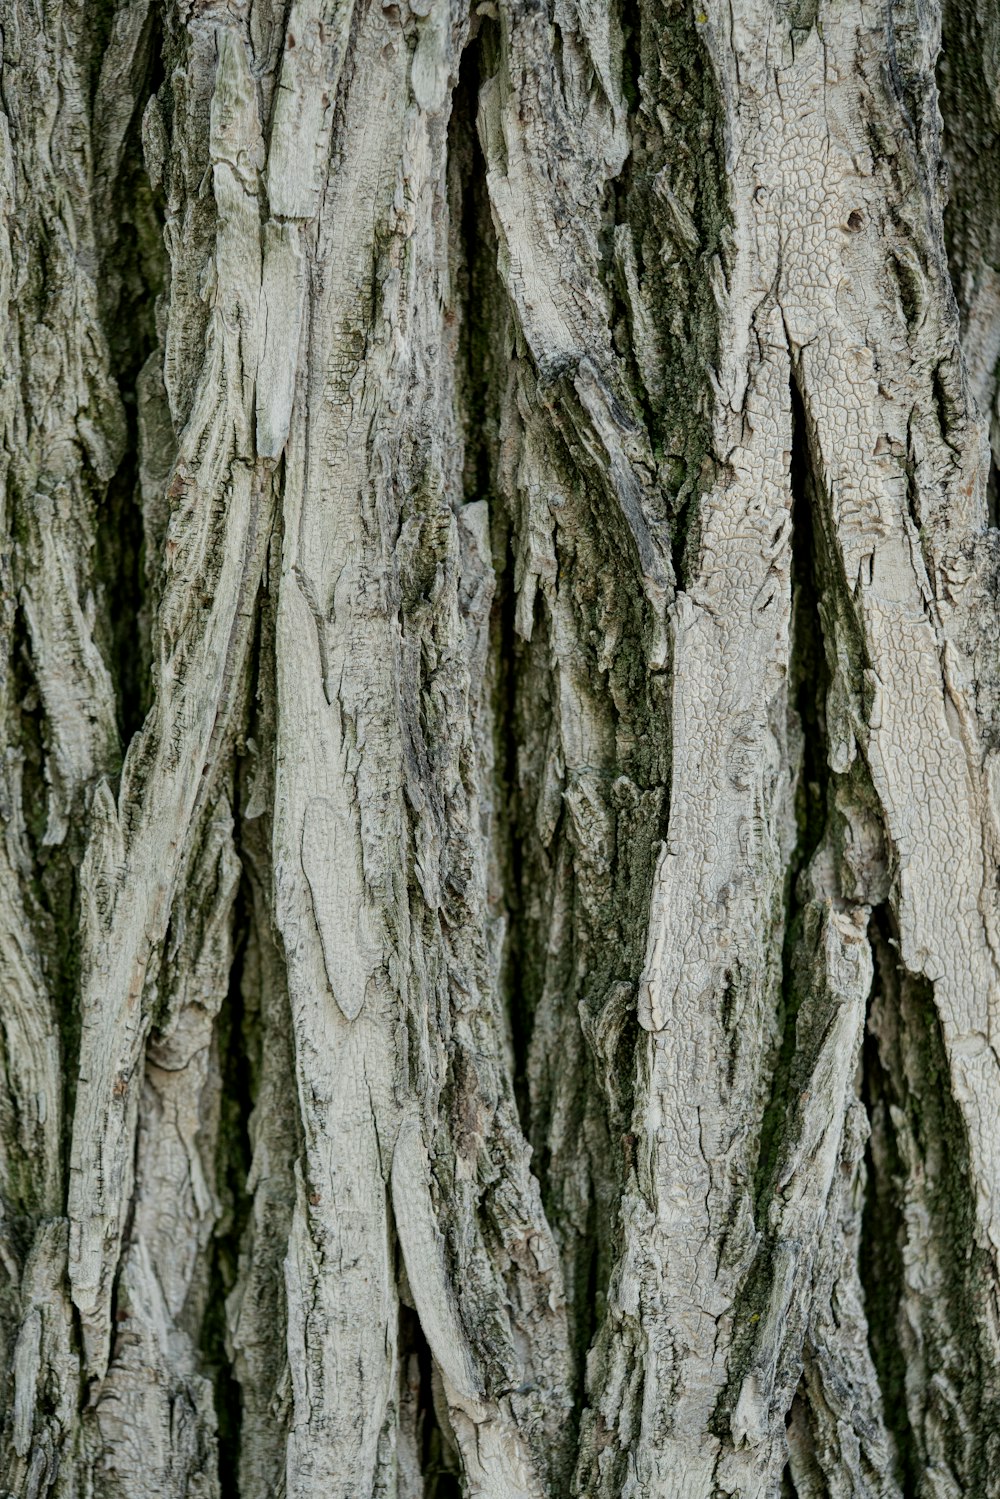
1 0 999 1493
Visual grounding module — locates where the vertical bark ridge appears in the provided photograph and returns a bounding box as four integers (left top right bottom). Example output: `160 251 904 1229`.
790 45 1000 1499
578 1 1000 1492
269 0 573 1491
573 7 795 1488
766 7 1000 1494
86 794 241 1497
470 5 687 1472
718 371 897 1498
67 11 278 1377
1 0 146 1483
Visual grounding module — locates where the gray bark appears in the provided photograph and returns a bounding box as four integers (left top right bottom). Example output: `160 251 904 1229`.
0 0 999 1494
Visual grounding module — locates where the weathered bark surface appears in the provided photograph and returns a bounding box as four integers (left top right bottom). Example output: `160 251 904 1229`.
1 0 999 1494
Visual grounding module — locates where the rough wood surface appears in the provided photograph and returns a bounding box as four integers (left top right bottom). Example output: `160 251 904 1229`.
1 0 999 1494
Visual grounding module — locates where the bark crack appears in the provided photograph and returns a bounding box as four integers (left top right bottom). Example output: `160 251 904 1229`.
751 366 830 1219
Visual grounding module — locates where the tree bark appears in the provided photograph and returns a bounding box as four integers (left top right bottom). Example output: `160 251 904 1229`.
1 0 999 1494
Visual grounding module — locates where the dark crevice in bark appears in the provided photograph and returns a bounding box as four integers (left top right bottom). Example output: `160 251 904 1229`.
497 548 535 1136
98 447 148 750
783 1388 826 1499
987 455 1000 530
456 109 496 514
198 637 267 1495
782 355 1000 1491
570 1189 606 1455
858 910 917 1499
786 370 830 872
617 0 642 123
719 365 833 1440
753 368 829 1214
930 359 964 451
224 564 300 1495
452 44 675 1405
450 25 538 1137
861 909 1000 1495
465 0 689 1408
8 609 82 1195
401 1305 463 1498
667 492 697 592
93 23 167 753
605 0 657 451
200 591 275 1496
3 615 55 1225
51 875 83 1195
452 16 501 516
451 40 527 1116
938 0 1000 457
615 0 730 585
9 608 49 878
203 860 254 1499
888 248 924 332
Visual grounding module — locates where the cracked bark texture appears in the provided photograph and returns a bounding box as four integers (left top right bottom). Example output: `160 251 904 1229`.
1 0 1000 1494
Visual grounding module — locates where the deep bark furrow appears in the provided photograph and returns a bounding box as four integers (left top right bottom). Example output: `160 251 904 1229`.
864 913 1000 1493
939 0 1000 451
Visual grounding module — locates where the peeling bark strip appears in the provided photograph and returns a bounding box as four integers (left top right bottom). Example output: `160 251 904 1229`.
1 0 1000 1493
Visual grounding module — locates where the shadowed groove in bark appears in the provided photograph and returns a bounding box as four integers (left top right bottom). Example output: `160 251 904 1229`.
938 0 1000 456
983 455 1000 533
989 455 1000 530
496 503 667 1422
400 1303 463 1498
717 359 833 1440
453 25 500 515
5 605 83 1208
495 535 536 1135
22 0 170 1246
3 611 67 1207
202 865 255 1497
492 1 726 1473
774 338 1000 1496
859 912 917 1499
8 608 47 900
605 0 654 441
97 449 147 749
617 0 730 586
862 912 1000 1494
0 0 154 1253
452 187 589 1481
450 17 541 1142
752 367 828 1216
92 10 167 750
225 563 301 1497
